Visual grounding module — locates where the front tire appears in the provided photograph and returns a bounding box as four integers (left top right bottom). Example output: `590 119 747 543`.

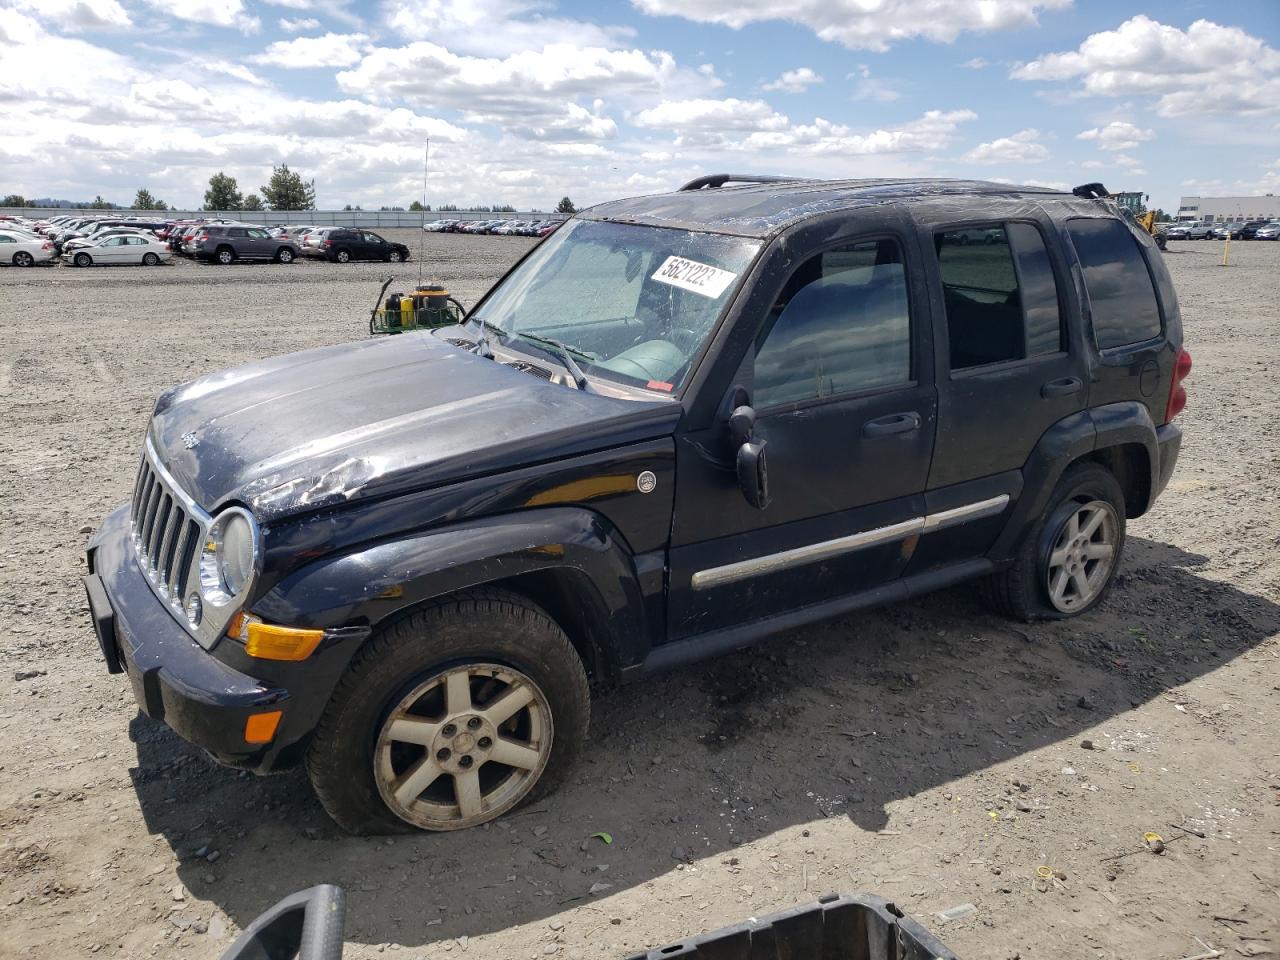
306 590 590 834
387 250 403 263
979 462 1126 621
74 252 91 267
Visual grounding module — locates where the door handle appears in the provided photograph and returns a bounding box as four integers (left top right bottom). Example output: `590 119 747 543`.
1041 376 1083 399
862 411 921 438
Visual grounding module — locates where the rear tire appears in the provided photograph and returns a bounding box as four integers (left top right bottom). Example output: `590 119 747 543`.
306 589 589 834
979 462 1126 621
276 247 295 263
335 249 351 263
142 252 160 266
74 253 91 267
13 251 33 267
216 246 235 265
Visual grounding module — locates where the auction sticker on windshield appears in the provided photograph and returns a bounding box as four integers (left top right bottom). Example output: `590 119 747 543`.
651 256 738 299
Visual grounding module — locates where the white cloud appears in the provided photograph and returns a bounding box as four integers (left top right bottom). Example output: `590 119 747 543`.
962 128 1049 164
279 17 321 31
631 0 1070 51
29 0 131 30
384 0 634 56
1077 121 1155 151
141 0 260 33
849 64 899 102
991 176 1070 190
338 41 711 140
1012 16 1280 117
763 67 822 93
254 33 372 68
962 57 987 69
633 99 976 155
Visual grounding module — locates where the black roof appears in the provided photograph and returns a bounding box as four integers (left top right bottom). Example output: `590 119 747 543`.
581 177 1070 238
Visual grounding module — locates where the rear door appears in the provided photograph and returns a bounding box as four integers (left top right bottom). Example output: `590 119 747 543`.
907 210 1085 571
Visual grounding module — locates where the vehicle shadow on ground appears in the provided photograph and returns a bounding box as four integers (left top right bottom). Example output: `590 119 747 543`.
126 536 1279 949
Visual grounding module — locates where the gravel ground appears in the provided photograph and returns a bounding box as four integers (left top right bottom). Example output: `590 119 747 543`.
0 233 1277 960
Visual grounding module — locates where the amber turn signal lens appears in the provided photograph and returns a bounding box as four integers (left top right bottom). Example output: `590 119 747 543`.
244 710 283 745
244 622 324 661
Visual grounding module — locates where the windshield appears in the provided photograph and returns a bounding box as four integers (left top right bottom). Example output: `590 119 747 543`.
471 218 760 392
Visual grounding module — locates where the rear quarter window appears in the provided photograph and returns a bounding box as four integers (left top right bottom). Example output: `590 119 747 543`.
1066 218 1162 349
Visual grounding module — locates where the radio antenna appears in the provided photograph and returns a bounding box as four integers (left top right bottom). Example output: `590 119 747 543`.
417 139 428 287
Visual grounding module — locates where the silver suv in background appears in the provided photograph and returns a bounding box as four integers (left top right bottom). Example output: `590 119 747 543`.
194 225 301 264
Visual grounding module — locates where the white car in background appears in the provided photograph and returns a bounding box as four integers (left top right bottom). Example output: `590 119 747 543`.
62 233 172 267
0 229 57 266
62 228 158 253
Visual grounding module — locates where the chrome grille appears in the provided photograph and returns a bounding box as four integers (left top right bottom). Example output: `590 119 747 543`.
130 442 207 609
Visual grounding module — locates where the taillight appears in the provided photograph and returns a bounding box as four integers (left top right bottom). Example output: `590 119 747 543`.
42 241 52 250
197 233 208 242
323 238 332 246
1165 347 1192 422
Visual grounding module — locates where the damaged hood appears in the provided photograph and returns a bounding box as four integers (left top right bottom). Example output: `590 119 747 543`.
149 332 678 522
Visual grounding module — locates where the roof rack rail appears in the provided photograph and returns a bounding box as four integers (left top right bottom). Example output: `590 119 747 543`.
1072 182 1110 200
678 174 806 192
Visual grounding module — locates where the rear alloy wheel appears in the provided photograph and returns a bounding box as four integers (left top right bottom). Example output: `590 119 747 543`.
387 250 403 263
1044 500 1119 614
142 252 160 266
217 247 235 265
276 247 295 264
335 249 351 263
74 253 92 267
13 251 34 267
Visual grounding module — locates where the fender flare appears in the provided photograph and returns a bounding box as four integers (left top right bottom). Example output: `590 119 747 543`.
252 506 650 683
990 402 1161 561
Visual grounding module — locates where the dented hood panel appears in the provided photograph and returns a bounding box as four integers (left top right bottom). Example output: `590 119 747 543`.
149 332 679 521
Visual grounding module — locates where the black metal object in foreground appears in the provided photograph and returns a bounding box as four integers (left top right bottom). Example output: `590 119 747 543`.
218 885 346 960
622 893 958 960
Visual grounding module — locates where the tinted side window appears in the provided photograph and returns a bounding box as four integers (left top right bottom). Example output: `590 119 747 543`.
754 238 911 408
1066 218 1161 348
936 227 1020 369
935 224 1063 369
1007 222 1063 357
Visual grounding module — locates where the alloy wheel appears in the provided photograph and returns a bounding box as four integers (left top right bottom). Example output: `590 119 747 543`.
373 663 553 830
14 252 33 267
1045 500 1118 613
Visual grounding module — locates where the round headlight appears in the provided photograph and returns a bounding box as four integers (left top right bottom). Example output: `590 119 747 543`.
199 509 259 605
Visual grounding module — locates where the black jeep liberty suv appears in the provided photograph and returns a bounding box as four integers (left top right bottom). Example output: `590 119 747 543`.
84 176 1189 833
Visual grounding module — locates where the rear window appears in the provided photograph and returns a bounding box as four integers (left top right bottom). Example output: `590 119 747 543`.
1067 218 1162 349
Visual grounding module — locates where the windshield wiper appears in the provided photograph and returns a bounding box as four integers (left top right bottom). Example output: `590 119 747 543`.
467 316 499 358
513 332 592 390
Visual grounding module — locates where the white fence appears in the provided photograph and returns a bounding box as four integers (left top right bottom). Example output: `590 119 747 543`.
0 208 568 229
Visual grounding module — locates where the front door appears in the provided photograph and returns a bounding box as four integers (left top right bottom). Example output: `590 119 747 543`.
667 220 938 641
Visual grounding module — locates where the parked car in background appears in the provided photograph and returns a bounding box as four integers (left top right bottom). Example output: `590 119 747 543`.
0 229 57 266
62 228 157 253
1254 222 1279 240
320 228 411 263
193 225 301 264
1238 220 1270 240
1210 222 1243 240
63 233 171 266
300 227 335 256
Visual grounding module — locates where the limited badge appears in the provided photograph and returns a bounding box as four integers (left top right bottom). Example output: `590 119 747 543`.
181 431 199 449
636 470 657 494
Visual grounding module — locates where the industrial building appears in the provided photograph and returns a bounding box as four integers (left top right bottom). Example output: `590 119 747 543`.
1177 194 1280 223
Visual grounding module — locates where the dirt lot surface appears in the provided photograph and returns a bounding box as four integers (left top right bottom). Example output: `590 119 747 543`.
1 233 1277 960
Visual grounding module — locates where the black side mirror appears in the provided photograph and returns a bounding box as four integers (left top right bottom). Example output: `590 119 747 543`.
736 439 770 510
219 885 346 960
728 404 756 448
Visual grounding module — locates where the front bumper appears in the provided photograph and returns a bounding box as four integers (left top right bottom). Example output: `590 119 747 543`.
85 506 290 770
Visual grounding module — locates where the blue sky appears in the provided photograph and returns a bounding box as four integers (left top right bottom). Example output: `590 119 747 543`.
1 0 1276 212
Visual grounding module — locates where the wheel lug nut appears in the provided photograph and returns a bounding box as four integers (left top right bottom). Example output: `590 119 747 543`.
459 755 473 768
442 723 457 737
437 748 451 761
467 717 482 730
478 736 492 749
